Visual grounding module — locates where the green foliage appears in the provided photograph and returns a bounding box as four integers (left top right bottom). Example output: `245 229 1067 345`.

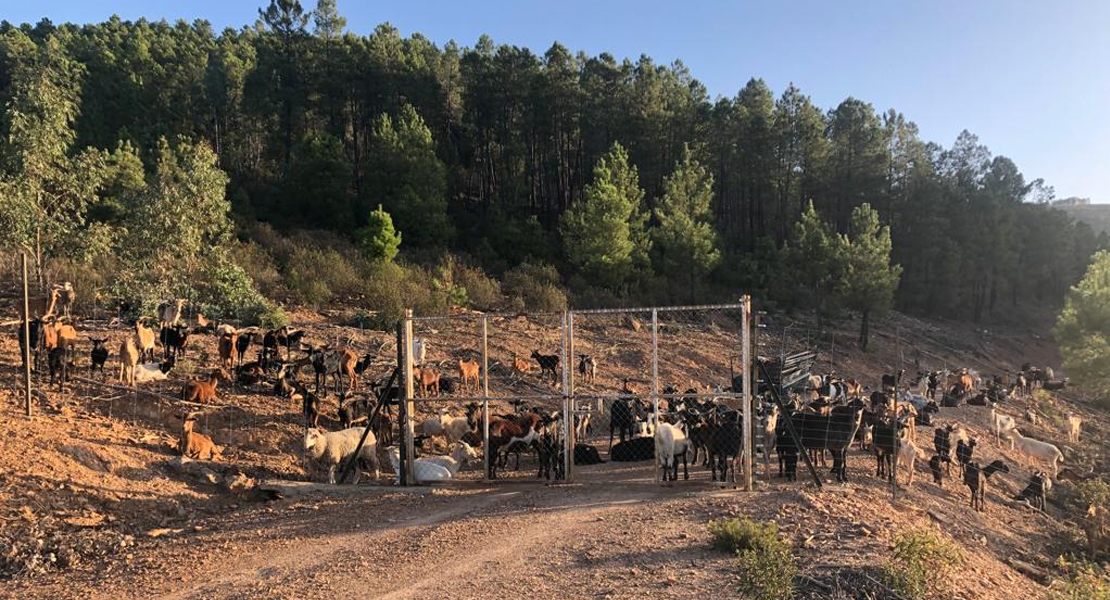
1056 250 1110 399
784 201 844 318
839 203 902 348
283 245 362 308
708 518 796 600
449 259 502 311
365 104 452 247
561 142 650 290
285 133 352 229
883 529 963 600
1075 479 1110 511
1049 558 1110 600
652 146 720 297
503 263 568 312
357 204 401 263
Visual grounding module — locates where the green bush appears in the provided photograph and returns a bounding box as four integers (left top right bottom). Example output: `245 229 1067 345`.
503 262 567 312
709 518 796 600
453 261 502 311
284 245 361 307
1076 479 1110 510
883 529 963 600
1050 558 1110 600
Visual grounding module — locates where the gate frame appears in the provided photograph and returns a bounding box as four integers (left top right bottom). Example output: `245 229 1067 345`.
397 298 754 490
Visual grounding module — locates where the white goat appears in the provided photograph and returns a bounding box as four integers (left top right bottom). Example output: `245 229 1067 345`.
1008 429 1064 478
133 361 171 383
304 427 380 484
158 299 186 327
418 408 471 446
990 405 1017 449
654 422 689 482
1067 415 1083 443
896 433 924 486
413 337 427 366
388 442 478 483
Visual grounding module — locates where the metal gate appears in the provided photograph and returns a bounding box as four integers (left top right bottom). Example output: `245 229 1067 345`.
396 298 753 488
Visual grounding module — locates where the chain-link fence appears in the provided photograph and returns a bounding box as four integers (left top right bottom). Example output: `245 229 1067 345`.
395 301 756 487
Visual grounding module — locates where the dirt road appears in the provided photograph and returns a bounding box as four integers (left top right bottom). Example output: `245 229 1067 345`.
5 476 743 600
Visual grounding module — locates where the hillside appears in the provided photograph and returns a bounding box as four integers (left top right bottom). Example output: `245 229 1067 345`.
1059 203 1110 236
0 303 1103 599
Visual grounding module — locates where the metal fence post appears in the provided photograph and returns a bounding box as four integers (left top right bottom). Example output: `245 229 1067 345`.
564 311 574 482
481 315 490 483
21 252 32 418
401 309 416 486
741 296 753 491
651 308 660 483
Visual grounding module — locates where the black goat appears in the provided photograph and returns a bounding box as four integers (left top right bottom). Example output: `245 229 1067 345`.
537 415 565 481
89 337 109 377
928 454 950 488
609 398 635 450
786 405 863 482
933 426 955 475
159 325 190 359
48 346 68 391
955 438 977 476
708 410 742 483
872 417 906 482
298 384 321 428
531 350 559 384
235 332 253 367
1014 471 1049 511
964 459 1010 512
17 318 45 371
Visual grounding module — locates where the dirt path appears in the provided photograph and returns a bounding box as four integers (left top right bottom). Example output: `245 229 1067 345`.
5 479 741 600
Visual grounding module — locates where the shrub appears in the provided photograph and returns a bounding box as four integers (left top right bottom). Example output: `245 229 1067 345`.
883 528 963 599
284 245 361 308
1076 479 1110 510
1049 558 1110 600
709 518 796 600
503 262 567 312
453 261 502 311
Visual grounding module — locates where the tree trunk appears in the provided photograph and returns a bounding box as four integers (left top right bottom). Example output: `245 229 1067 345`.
859 309 870 351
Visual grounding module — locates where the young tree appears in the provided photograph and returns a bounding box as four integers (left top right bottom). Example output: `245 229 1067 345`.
784 201 844 324
652 146 720 298
364 104 452 247
1055 250 1110 399
357 204 401 263
0 32 102 283
839 203 902 350
560 142 650 289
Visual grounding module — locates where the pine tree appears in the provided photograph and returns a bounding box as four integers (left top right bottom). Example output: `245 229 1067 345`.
652 146 720 298
840 203 902 350
1055 250 1110 399
560 142 650 289
357 204 401 262
785 201 844 324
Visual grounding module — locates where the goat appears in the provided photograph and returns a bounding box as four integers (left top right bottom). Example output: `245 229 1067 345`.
387 442 478 483
1085 505 1110 558
179 413 221 460
182 369 225 404
134 321 156 363
955 437 977 477
89 337 109 377
577 354 597 383
159 324 190 359
654 422 690 482
609 398 635 449
304 427 379 484
118 338 140 386
1043 378 1069 391
412 337 427 366
412 366 440 397
1067 414 1083 443
1014 471 1050 511
707 410 742 483
512 356 533 374
928 454 950 488
217 331 237 370
537 414 566 481
157 299 186 328
458 359 480 394
1008 429 1064 478
133 360 173 383
487 412 541 479
235 328 256 367
17 317 45 371
51 282 75 318
785 405 864 482
896 433 923 486
963 459 1010 512
531 350 559 384
294 383 322 428
990 405 1017 449
48 346 68 390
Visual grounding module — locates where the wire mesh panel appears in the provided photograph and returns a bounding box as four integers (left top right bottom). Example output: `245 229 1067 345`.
568 304 752 486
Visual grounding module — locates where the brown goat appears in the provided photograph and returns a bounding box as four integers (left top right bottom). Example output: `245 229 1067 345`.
512 356 533 373
459 359 480 393
179 414 221 460
135 321 156 363
30 288 60 319
182 369 225 404
217 332 237 370
413 367 440 397
338 347 359 391
119 338 140 386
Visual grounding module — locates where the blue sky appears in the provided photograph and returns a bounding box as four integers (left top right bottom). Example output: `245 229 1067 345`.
9 0 1110 202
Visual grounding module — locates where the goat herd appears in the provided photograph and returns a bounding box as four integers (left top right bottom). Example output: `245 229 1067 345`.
11 289 1081 519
